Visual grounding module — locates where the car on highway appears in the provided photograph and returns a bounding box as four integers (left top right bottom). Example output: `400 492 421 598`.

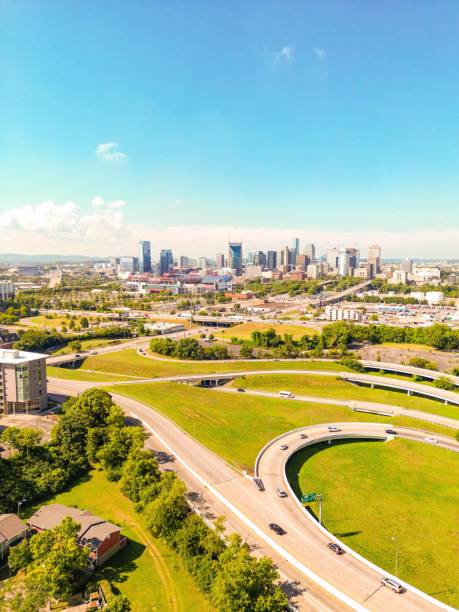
276 488 287 498
299 433 308 439
279 390 295 398
385 429 397 435
269 523 286 535
253 477 265 491
236 387 246 392
424 437 438 444
280 444 289 450
327 542 345 555
327 426 341 432
380 577 405 593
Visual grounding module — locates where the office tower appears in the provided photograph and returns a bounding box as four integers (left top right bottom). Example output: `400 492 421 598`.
138 240 152 273
179 256 190 269
246 252 255 265
295 254 308 271
198 257 208 269
254 251 266 267
160 249 174 275
401 258 413 273
348 248 360 271
304 243 316 263
119 256 136 273
338 247 350 276
228 242 243 276
266 251 277 270
327 248 339 270
367 244 381 278
284 246 292 269
291 238 300 261
216 253 225 268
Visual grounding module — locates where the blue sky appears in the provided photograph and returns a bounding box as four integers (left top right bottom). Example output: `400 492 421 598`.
1 1 458 257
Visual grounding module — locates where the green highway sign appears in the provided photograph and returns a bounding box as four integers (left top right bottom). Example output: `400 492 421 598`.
301 493 318 503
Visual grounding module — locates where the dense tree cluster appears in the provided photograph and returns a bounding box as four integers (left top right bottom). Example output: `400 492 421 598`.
122 450 288 611
0 389 146 512
150 337 229 360
13 325 133 353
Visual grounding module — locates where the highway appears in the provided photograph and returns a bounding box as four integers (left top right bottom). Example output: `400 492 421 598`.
48 374 458 611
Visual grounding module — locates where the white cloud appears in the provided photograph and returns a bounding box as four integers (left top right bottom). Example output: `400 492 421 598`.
0 200 457 258
0 200 128 247
95 142 127 161
313 47 327 60
274 46 293 63
92 196 126 209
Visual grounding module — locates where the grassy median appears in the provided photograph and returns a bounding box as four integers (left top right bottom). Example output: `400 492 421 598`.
230 374 459 421
47 349 348 381
213 321 318 341
106 382 455 471
286 438 459 608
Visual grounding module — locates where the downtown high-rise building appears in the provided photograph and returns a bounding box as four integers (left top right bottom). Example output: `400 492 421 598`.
228 242 243 276
266 250 277 270
291 238 300 261
367 244 381 277
160 249 174 275
138 240 152 273
216 253 225 268
304 243 316 263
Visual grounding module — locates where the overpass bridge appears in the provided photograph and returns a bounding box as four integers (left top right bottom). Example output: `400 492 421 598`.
312 279 372 307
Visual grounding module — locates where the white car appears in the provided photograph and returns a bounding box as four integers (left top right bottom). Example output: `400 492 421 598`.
424 437 438 444
328 426 341 432
280 444 289 450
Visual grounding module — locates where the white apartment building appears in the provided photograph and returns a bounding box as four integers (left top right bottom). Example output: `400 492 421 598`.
0 282 15 301
325 306 362 322
0 349 48 415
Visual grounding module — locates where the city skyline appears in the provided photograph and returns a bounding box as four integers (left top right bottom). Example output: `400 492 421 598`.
1 1 459 257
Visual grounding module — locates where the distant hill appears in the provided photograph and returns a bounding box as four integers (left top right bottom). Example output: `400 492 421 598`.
0 253 108 264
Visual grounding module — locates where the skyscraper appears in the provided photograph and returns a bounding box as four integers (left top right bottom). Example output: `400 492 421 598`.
266 251 277 270
304 243 316 263
338 247 350 276
401 258 413 273
216 253 225 268
367 244 381 278
291 238 300 261
228 242 243 276
160 249 174 275
138 240 152 273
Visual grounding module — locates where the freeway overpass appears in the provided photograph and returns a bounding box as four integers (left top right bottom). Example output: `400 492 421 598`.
311 280 373 307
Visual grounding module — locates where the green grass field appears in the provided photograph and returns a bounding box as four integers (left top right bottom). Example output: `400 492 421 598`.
47 367 136 382
380 342 438 352
230 374 459 420
34 467 210 612
47 349 348 381
52 338 131 355
214 321 318 341
286 439 459 608
106 382 454 471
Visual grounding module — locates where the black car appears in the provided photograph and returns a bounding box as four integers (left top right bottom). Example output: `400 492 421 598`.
237 387 246 392
269 523 286 535
385 429 398 435
327 542 345 555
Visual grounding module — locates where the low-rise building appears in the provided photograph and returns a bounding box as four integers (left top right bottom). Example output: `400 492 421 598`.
0 349 47 415
28 504 125 567
0 514 28 558
325 306 362 322
145 322 185 335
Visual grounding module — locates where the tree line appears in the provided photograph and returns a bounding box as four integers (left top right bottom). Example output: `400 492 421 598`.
150 337 230 360
1 389 288 611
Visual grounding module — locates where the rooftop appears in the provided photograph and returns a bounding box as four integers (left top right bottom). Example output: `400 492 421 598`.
0 349 47 365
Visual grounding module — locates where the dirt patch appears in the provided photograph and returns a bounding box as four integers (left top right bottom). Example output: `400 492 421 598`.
357 345 459 374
